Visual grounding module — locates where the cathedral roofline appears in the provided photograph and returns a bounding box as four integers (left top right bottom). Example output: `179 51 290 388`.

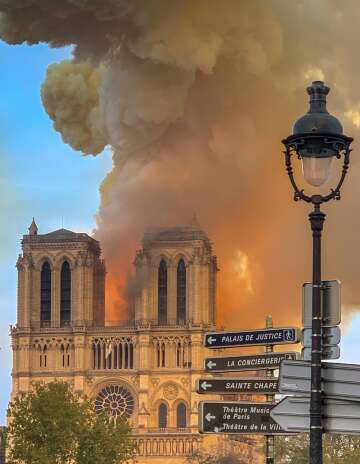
143 225 211 246
22 227 99 247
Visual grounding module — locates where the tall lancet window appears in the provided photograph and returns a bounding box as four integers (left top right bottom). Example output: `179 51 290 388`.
40 262 51 327
176 403 187 429
60 261 71 326
158 260 167 324
158 403 168 429
177 259 186 324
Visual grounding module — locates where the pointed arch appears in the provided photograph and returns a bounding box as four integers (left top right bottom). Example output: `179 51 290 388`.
158 259 167 324
176 402 187 429
158 402 168 429
40 261 51 327
60 261 71 326
177 259 186 324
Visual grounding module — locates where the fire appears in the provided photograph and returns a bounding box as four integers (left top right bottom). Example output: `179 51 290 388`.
2 1 360 331
232 249 254 294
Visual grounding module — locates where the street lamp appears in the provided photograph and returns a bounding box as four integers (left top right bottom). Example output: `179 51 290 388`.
282 81 353 464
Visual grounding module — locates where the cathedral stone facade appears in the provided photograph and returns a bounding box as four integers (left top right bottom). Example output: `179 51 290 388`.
11 219 259 463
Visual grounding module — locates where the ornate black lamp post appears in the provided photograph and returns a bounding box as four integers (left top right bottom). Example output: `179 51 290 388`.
282 81 353 464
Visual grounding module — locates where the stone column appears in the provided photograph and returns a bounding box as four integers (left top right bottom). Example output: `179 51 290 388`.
22 258 33 328
52 266 60 326
202 264 210 324
21 337 31 373
16 257 26 327
74 334 86 391
141 266 150 322
190 333 203 370
75 253 85 324
150 265 157 320
168 264 177 322
84 253 94 323
138 333 150 370
137 333 150 428
187 263 194 323
71 261 77 324
134 252 150 322
31 266 40 327
192 262 201 324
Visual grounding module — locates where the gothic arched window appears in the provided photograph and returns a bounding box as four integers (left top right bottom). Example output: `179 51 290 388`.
60 261 71 326
177 259 186 324
176 402 187 429
158 403 168 429
60 344 70 368
158 260 167 324
40 262 51 326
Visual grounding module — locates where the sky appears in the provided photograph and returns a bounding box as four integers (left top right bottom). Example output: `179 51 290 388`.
0 42 112 423
1 38 360 425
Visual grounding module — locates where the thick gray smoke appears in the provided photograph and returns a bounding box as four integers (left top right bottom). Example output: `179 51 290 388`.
2 0 360 328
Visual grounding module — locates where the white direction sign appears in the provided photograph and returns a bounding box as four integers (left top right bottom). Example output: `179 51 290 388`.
270 396 360 434
279 360 360 400
302 345 340 361
303 280 341 328
302 326 341 347
204 327 299 349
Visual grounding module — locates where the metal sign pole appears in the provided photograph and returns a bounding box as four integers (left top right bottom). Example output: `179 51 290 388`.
309 206 325 464
265 315 275 464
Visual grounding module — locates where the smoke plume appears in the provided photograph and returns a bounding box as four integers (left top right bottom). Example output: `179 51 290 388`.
2 0 360 329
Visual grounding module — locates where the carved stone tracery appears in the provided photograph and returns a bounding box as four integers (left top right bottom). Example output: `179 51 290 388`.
163 383 179 400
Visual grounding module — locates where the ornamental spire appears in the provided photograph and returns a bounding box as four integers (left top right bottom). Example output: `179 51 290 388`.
28 217 38 235
190 213 200 228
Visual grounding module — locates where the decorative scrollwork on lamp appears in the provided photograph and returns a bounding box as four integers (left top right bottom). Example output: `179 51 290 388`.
282 81 353 205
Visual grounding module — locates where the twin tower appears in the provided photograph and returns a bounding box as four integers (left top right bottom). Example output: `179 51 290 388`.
11 219 229 463
16 219 217 330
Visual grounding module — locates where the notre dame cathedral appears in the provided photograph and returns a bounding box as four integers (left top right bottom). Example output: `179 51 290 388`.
11 219 261 463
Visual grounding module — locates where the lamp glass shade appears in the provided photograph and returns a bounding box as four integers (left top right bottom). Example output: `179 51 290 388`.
301 156 333 187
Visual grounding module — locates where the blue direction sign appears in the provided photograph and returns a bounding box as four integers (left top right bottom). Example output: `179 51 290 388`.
204 328 300 349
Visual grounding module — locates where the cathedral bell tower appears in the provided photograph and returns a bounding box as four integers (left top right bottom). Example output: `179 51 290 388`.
16 221 106 329
133 218 218 325
11 219 240 463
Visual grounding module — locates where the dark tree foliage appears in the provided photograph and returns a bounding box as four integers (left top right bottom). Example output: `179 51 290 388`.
7 381 135 464
187 450 247 464
275 433 360 464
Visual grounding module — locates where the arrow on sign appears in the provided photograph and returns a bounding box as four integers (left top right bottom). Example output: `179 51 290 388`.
206 360 217 369
204 328 299 348
201 381 213 391
197 378 279 395
270 396 360 434
199 401 287 435
204 352 298 372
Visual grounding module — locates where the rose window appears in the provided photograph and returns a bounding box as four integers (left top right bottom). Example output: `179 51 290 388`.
95 385 135 419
